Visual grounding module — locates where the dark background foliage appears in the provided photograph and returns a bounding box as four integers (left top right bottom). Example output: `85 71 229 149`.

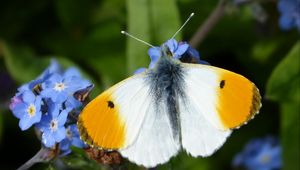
0 0 299 169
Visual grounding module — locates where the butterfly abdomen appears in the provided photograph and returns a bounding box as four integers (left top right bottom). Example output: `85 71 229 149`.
147 57 186 139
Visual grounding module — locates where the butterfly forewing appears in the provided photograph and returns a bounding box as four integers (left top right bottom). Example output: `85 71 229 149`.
78 74 151 149
181 63 262 130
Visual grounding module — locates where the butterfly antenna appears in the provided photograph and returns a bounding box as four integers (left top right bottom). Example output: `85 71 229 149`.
121 31 155 47
171 13 195 39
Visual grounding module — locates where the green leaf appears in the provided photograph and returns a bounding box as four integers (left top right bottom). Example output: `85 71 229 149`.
126 0 181 74
158 153 211 170
84 53 126 92
2 42 100 97
266 41 300 170
2 42 49 83
251 40 279 63
60 151 102 170
126 0 151 74
150 0 181 43
266 41 300 103
54 0 96 29
281 102 300 170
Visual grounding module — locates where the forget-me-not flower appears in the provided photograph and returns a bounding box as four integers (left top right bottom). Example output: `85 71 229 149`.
233 136 282 170
11 91 42 130
59 124 86 155
41 68 91 106
278 0 300 32
37 104 70 148
9 59 93 156
134 39 208 74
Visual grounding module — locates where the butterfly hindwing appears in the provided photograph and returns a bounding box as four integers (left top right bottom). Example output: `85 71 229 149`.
78 74 151 149
121 101 180 168
179 97 232 157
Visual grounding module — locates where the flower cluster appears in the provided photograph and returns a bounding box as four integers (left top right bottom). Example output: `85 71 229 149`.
232 136 282 170
278 0 300 32
9 59 92 155
134 39 209 74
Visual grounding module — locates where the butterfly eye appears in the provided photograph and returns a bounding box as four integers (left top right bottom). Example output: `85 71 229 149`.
220 80 225 89
166 50 173 57
107 101 115 108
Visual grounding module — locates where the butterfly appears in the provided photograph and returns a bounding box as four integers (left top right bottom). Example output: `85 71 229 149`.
77 14 262 168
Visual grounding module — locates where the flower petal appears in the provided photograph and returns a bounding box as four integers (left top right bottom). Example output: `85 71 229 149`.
22 91 36 104
71 137 86 148
11 102 27 119
42 130 56 148
39 59 61 80
32 111 42 124
34 96 42 111
148 47 161 60
48 104 59 118
65 96 82 109
55 92 68 103
36 114 52 132
41 88 55 99
279 14 295 30
58 109 70 126
174 43 189 56
53 127 66 142
64 67 81 78
278 0 294 13
60 138 71 151
165 39 178 52
19 115 34 131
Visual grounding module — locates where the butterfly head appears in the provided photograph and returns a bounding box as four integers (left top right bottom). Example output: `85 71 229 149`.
161 43 174 58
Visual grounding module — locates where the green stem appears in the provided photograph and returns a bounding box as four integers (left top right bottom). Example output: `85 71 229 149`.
17 147 54 170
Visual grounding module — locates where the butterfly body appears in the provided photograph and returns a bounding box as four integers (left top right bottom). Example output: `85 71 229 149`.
78 40 261 168
146 51 185 141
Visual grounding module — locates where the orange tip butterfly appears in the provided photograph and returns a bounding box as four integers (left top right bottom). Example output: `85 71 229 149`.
77 13 262 168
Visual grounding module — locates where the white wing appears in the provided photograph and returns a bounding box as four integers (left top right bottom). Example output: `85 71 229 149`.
179 64 234 157
120 101 180 168
79 73 180 167
78 74 152 149
179 97 231 157
179 63 260 156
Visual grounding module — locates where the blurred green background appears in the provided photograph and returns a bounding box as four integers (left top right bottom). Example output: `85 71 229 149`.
0 0 299 169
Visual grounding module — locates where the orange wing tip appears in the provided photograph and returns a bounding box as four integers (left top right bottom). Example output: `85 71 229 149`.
77 111 126 150
232 84 262 130
77 117 96 147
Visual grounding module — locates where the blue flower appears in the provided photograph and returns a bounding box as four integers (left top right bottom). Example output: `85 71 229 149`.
11 91 42 130
278 0 300 32
41 68 91 105
59 124 86 156
9 96 23 110
233 136 282 170
37 105 69 148
147 39 189 69
134 39 208 74
16 59 61 95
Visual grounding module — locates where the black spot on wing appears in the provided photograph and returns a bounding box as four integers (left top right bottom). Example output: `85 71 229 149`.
107 101 114 108
220 80 225 89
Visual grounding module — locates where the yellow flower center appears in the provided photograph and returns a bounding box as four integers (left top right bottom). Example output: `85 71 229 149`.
54 82 66 92
66 128 72 139
27 104 36 117
50 120 58 131
260 154 271 164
